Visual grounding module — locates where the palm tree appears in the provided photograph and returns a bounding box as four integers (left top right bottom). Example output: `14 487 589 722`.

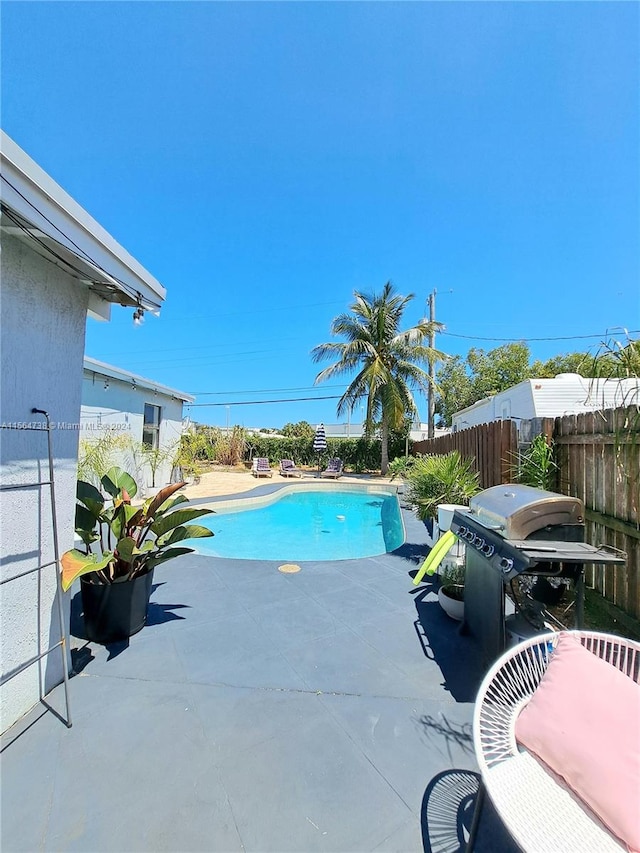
311 282 445 475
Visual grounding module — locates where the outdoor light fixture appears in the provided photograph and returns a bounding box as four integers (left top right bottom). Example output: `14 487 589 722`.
104 378 110 391
133 307 145 326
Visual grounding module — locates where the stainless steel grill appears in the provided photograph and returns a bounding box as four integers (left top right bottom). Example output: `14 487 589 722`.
451 484 625 664
467 484 583 540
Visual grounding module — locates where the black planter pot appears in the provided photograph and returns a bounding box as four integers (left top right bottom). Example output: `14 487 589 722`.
530 576 567 607
81 569 154 644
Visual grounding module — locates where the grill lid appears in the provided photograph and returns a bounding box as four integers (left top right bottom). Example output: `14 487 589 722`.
468 484 584 540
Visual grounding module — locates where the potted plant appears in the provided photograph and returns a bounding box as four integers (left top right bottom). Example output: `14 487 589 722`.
405 451 480 617
61 467 214 644
437 560 465 621
405 450 481 533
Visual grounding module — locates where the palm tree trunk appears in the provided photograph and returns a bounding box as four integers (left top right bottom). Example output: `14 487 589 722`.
380 417 390 476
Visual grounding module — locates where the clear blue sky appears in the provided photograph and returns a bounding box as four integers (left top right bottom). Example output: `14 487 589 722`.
2 2 638 429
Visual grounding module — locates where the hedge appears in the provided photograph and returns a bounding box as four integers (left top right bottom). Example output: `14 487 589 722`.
244 435 409 473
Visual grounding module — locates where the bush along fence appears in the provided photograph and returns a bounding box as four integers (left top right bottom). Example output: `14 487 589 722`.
245 435 407 473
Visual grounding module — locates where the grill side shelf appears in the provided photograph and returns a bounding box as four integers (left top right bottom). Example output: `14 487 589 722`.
511 541 627 565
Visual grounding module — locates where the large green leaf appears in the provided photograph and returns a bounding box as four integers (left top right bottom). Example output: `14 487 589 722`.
145 547 194 569
156 524 214 547
75 503 98 536
125 506 145 530
109 502 140 540
155 494 189 516
150 507 213 538
75 528 100 548
76 480 104 515
110 503 127 540
60 549 114 592
145 482 186 519
115 536 138 564
101 468 138 500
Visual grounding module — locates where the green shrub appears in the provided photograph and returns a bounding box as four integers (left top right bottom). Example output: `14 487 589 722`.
387 456 416 481
242 435 408 471
405 451 481 521
215 426 247 466
77 431 131 489
514 434 558 491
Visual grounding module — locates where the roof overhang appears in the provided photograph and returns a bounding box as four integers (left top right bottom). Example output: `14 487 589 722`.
84 357 194 403
0 131 166 318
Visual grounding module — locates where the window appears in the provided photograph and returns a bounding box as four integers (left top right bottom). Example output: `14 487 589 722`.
143 403 161 448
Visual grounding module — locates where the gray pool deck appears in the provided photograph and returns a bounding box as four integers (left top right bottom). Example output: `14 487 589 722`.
1 493 517 852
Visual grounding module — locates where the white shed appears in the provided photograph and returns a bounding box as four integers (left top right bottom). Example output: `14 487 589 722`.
452 374 640 431
1 132 166 731
81 357 194 491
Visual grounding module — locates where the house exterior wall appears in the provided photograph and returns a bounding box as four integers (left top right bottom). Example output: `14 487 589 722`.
80 373 186 491
0 235 88 732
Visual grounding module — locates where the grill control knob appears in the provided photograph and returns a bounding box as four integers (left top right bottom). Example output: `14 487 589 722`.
473 535 485 549
464 530 475 542
458 526 467 538
499 557 514 574
482 543 495 557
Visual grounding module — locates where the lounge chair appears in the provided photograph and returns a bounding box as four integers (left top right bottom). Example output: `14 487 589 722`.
279 459 303 478
252 457 273 478
321 457 343 479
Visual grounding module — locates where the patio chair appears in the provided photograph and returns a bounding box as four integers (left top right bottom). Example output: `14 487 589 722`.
466 630 640 853
320 457 343 479
279 459 303 478
252 457 273 478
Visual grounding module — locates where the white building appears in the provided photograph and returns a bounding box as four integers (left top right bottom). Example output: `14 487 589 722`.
0 131 166 731
452 374 640 431
323 422 367 439
322 422 450 442
81 357 193 491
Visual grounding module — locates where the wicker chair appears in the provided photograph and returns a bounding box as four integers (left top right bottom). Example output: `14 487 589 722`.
467 630 640 853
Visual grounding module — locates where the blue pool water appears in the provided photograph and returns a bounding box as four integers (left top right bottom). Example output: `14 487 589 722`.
190 488 404 561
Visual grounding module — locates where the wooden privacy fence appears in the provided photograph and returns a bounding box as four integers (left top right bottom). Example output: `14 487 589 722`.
551 406 640 619
413 407 640 619
412 420 517 488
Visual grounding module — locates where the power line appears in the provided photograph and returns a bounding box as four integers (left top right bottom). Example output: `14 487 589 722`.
187 395 343 407
121 348 287 368
441 330 639 343
187 384 345 396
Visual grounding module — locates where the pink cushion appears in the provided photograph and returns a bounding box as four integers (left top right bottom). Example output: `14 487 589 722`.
515 632 640 852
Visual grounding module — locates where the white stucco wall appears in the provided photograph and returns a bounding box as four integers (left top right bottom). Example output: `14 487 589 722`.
80 373 186 492
1 235 88 732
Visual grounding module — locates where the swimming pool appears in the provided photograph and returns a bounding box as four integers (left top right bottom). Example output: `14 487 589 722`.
189 486 405 561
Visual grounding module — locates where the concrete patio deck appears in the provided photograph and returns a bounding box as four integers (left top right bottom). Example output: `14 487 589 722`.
1 487 517 852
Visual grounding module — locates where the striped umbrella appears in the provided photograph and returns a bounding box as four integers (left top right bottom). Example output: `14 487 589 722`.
313 422 327 473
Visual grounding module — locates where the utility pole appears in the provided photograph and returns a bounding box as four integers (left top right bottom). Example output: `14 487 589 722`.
427 289 437 439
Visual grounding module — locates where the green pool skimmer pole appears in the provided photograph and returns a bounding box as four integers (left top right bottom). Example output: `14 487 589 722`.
412 530 457 585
